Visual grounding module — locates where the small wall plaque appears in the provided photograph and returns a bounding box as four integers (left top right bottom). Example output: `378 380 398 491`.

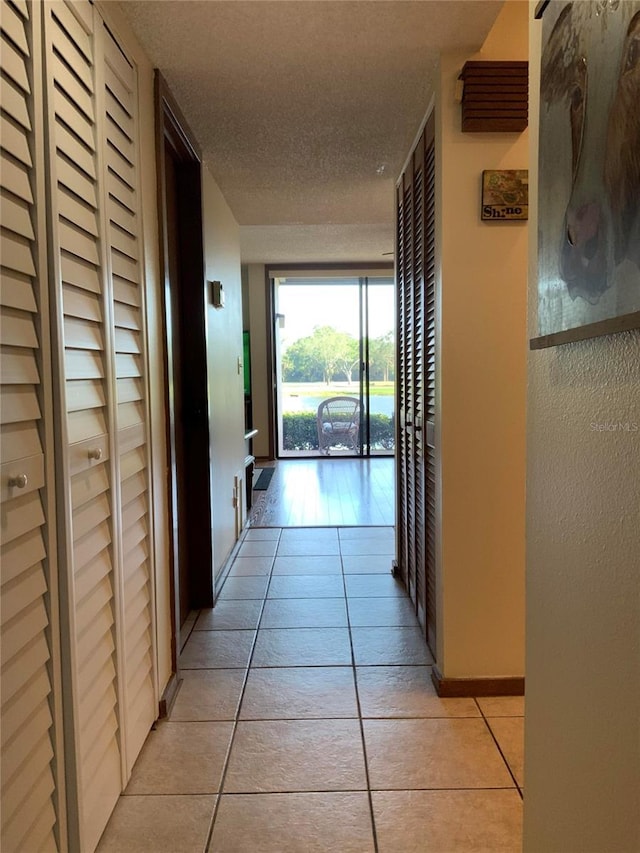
481 170 528 221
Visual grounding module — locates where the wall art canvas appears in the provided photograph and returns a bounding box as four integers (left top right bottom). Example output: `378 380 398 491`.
536 0 640 345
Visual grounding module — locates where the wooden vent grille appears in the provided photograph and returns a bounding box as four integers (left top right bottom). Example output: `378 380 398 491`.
459 61 528 133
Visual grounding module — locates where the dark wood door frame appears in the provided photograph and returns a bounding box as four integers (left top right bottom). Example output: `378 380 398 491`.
155 72 214 709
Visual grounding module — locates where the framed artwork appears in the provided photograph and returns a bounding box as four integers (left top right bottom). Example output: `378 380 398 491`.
481 170 528 221
532 0 640 349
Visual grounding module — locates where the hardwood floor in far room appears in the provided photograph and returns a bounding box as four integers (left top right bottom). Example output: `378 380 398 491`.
248 458 395 528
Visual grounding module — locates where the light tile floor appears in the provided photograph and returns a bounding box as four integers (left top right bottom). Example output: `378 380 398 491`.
98 526 524 853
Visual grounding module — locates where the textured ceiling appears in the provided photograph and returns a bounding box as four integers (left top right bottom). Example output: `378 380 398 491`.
119 0 502 261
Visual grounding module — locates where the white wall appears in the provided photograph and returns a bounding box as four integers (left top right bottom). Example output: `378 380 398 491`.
435 0 528 679
524 7 640 850
203 173 246 575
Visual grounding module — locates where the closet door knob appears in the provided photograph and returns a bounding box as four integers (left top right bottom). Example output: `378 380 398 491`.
88 448 103 461
8 473 28 489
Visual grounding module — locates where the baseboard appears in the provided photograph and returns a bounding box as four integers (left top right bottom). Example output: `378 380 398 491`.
431 666 524 698
158 672 181 719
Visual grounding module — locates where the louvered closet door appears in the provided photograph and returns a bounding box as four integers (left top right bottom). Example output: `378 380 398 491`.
395 112 436 653
395 183 406 586
396 177 415 602
102 22 156 775
43 3 156 846
423 118 437 653
44 2 121 849
411 134 426 630
0 1 63 850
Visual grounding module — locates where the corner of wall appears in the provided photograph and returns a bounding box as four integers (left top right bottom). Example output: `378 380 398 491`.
475 0 530 61
435 5 528 680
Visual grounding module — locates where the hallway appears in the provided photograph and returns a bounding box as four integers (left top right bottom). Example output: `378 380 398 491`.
98 526 523 852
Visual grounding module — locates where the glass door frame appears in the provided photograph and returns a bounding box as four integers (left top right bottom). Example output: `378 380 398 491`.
268 265 394 459
359 277 368 455
360 274 396 457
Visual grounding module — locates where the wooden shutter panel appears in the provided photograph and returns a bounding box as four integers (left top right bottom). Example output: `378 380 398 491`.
395 111 437 655
43 3 121 848
102 22 156 778
412 132 427 630
396 180 409 590
1 1 63 850
424 120 437 653
398 177 417 602
396 181 409 596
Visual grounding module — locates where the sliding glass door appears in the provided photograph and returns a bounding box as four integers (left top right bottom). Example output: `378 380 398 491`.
273 274 395 457
362 278 396 455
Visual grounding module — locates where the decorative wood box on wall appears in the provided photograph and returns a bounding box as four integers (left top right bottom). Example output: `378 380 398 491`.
459 61 528 132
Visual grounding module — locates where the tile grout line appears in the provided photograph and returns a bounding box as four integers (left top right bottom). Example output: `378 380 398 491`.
340 541 380 853
475 701 524 800
179 613 200 653
198 785 520 795
202 529 282 853
202 525 396 851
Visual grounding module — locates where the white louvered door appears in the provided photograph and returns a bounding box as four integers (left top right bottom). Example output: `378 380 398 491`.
42 1 157 848
0 1 65 850
43 2 122 848
1 1 156 849
102 22 156 776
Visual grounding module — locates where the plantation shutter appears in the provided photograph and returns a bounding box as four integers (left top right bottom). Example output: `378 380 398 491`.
0 1 63 850
102 23 156 775
395 112 436 654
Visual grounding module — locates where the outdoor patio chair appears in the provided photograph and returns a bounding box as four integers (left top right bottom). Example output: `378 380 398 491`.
317 396 361 455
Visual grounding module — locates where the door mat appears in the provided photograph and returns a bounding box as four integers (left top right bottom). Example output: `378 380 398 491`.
253 467 275 490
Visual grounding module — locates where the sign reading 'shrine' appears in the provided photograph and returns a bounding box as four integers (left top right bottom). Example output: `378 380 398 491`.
481 170 528 221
